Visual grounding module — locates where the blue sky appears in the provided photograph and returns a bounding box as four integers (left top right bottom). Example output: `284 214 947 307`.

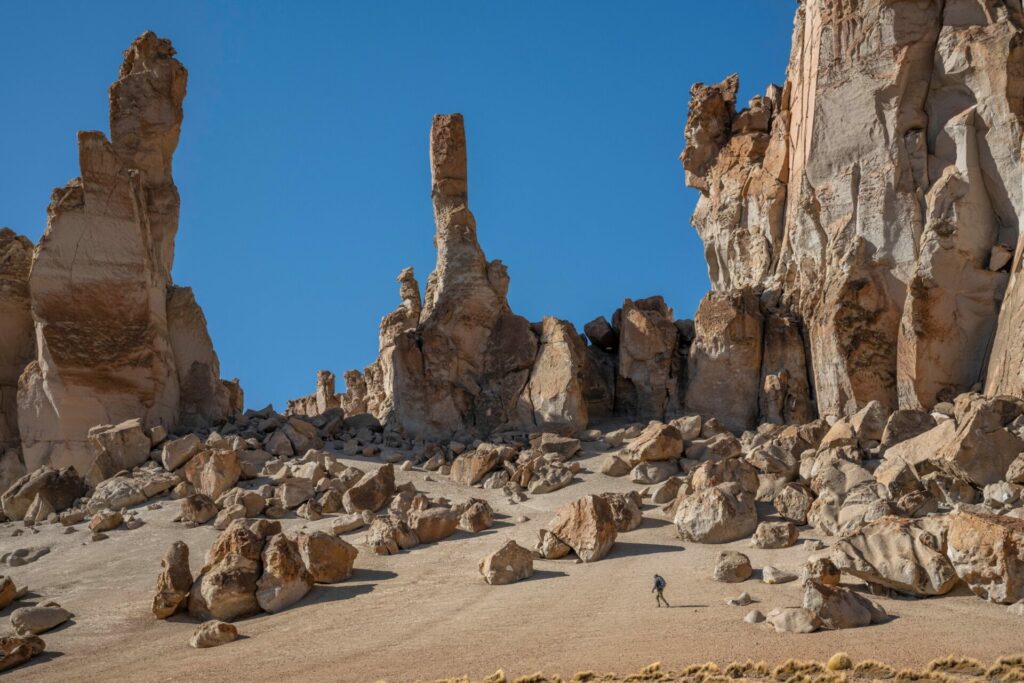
0 2 796 411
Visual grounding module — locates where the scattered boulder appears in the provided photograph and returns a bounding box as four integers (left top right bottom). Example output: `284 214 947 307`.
545 494 618 562
752 521 798 549
762 565 797 585
161 434 203 471
342 464 395 513
152 541 192 618
625 422 683 462
803 579 887 630
600 491 643 532
0 577 16 610
10 601 72 635
534 529 571 560
479 540 534 585
802 557 841 587
765 607 820 634
183 450 241 499
449 449 501 486
674 483 757 543
830 516 959 596
0 635 45 673
455 498 494 533
189 620 238 649
178 494 218 525
408 508 460 544
773 483 814 525
1 467 87 521
296 531 358 583
365 517 419 555
713 551 752 583
88 509 123 533
946 510 1024 604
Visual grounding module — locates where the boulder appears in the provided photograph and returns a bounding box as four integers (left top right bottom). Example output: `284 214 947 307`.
881 410 936 449
803 579 887 630
527 461 575 494
0 577 16 610
690 458 759 496
946 510 1024 604
152 541 192 618
752 521 798 549
830 516 959 596
456 498 494 533
161 434 203 471
546 494 618 562
88 509 123 533
713 551 752 582
599 491 643 532
189 620 238 648
365 516 419 555
534 529 571 560
256 533 313 613
1 467 87 521
629 461 678 486
765 607 820 634
408 508 460 544
85 419 152 482
10 602 72 635
600 455 632 477
183 450 240 499
802 557 841 587
674 483 757 544
342 464 395 513
449 449 501 486
762 565 797 585
277 479 315 509
178 494 217 525
773 483 814 525
625 422 683 462
936 395 1024 486
0 634 45 673
188 554 261 622
479 540 534 585
296 531 358 583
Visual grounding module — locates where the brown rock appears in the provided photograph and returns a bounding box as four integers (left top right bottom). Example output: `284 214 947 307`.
342 464 395 513
296 531 358 583
189 620 238 649
256 533 313 613
183 450 241 499
152 541 192 618
546 494 617 562
946 510 1024 604
479 540 534 585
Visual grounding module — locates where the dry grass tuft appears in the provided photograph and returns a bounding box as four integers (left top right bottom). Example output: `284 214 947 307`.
773 659 825 682
926 656 986 676
852 659 896 679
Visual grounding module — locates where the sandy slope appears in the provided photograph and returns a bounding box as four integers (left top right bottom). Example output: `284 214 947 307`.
1 443 1020 682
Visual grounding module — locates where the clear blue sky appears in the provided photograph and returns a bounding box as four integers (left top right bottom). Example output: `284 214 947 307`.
0 2 796 411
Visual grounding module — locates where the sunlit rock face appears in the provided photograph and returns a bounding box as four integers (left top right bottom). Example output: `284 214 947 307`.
17 32 239 474
682 0 1024 424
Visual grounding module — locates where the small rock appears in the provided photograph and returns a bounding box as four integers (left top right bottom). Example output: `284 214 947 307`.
726 591 752 606
189 620 238 648
762 566 798 585
743 609 765 624
88 509 123 533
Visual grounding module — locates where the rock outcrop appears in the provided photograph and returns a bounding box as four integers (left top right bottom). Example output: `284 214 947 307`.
681 0 1024 427
15 32 240 476
0 229 34 490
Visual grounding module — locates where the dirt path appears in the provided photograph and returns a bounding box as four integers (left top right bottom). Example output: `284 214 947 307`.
1 447 1020 682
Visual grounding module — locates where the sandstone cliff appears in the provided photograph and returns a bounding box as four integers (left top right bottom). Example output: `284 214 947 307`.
14 32 240 475
683 0 1024 428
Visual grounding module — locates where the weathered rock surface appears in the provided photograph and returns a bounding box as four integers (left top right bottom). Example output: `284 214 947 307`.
255 533 313 613
0 229 35 491
479 540 534 585
674 483 757 544
947 510 1024 604
546 494 617 562
16 32 238 476
296 531 357 584
152 540 192 618
189 620 238 649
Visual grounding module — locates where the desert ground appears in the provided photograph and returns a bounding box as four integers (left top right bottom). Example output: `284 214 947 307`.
1 440 1019 683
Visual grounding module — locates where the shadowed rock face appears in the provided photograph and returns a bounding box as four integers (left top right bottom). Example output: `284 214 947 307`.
0 229 34 488
682 0 1024 423
15 32 239 475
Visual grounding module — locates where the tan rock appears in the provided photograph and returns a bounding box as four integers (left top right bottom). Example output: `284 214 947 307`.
342 464 395 513
407 507 460 544
189 620 238 649
449 449 500 486
365 516 419 555
946 510 1024 604
10 601 72 635
752 521 798 549
674 482 757 544
255 533 313 613
296 531 358 583
479 540 534 585
803 579 887 630
183 450 241 499
1 466 87 521
152 540 192 618
625 422 683 462
546 494 617 562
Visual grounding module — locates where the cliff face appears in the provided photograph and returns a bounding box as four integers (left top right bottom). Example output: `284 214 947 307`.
14 32 240 475
683 0 1024 426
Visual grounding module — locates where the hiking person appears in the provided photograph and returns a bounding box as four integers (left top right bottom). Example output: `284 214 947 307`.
652 574 669 607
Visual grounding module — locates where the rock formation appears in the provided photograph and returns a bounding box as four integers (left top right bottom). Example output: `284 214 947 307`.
0 229 34 490
15 32 240 476
681 0 1024 427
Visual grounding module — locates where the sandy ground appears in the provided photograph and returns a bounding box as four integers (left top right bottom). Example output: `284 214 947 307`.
1 442 1021 682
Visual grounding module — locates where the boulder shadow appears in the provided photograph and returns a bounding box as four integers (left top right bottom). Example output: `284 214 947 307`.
298 582 377 607
526 570 568 582
350 568 398 583
14 649 64 672
638 515 672 530
608 541 685 559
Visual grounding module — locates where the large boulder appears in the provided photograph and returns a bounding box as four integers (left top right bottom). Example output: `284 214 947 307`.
152 541 193 618
255 533 313 613
1 466 87 521
161 434 203 471
674 482 757 544
365 516 419 555
449 449 501 486
935 395 1024 486
85 419 151 482
479 540 534 585
183 450 240 499
296 531 357 584
802 579 887 630
599 491 643 532
546 494 618 562
946 510 1024 604
625 422 683 462
407 508 460 544
342 464 395 513
713 551 752 582
830 516 959 596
